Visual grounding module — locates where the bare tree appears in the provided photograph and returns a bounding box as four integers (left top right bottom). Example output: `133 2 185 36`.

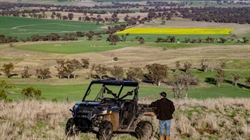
172 73 199 99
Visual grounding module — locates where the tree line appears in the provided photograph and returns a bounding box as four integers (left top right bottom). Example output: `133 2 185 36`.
1 1 250 25
1 59 250 99
1 31 249 45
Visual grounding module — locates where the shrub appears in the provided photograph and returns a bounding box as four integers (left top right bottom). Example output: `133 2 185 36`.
21 87 42 100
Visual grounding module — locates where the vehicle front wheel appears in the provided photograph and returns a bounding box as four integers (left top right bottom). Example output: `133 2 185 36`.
135 121 153 140
65 118 79 137
98 121 113 140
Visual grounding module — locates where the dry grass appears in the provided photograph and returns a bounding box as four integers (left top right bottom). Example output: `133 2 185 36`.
1 44 250 72
1 98 249 140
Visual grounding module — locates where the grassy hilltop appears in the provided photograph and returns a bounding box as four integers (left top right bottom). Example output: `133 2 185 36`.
0 98 249 140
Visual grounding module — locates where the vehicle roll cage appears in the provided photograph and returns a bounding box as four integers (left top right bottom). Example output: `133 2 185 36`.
82 80 139 102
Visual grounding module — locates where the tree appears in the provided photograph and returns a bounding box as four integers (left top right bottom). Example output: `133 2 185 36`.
184 38 190 43
68 13 74 20
242 37 249 43
55 59 82 79
107 34 120 45
109 66 124 80
21 66 31 78
121 35 127 42
175 61 180 72
86 31 95 41
218 38 227 43
219 61 226 69
215 69 226 87
36 68 51 79
232 73 241 87
184 61 192 73
245 76 250 86
1 63 14 78
55 60 65 79
172 73 199 99
81 58 90 69
144 63 169 86
126 67 143 82
0 80 12 100
93 64 108 79
200 59 209 72
138 37 145 44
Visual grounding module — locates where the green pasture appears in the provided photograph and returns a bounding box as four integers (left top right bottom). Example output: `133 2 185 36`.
14 40 249 54
3 61 250 101
13 41 139 54
6 79 250 102
0 16 105 39
1 16 249 44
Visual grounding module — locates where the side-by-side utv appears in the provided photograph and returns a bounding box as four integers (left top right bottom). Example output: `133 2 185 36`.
65 80 156 140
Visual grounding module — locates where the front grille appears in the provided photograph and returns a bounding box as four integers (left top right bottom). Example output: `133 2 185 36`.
76 106 95 119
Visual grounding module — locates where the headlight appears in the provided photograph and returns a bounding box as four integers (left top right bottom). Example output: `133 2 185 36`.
73 104 79 111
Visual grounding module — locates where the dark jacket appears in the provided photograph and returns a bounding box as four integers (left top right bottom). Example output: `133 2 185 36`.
150 98 175 120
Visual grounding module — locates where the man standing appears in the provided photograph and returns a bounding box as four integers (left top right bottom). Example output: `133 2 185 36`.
150 92 175 140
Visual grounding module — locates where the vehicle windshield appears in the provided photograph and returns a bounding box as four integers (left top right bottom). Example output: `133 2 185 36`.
83 83 137 101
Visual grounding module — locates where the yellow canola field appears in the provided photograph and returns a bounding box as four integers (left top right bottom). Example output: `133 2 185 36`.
116 28 234 35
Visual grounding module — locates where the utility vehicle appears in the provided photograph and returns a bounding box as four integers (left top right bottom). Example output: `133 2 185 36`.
65 80 155 140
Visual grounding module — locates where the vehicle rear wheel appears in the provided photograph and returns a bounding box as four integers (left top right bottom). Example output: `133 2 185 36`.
98 121 113 140
135 121 153 140
65 118 79 136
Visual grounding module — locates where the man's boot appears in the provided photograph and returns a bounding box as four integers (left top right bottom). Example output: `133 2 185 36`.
166 135 170 140
159 135 164 140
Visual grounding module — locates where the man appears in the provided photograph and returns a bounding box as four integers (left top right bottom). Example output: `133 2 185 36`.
150 92 175 140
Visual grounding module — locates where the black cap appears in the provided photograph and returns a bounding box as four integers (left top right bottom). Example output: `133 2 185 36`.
160 92 167 97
